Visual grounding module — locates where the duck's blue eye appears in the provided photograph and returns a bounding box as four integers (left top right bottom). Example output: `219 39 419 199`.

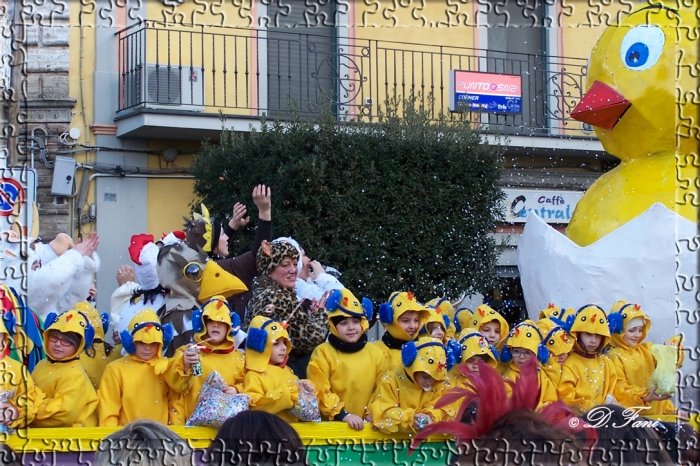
625 43 649 67
620 26 664 71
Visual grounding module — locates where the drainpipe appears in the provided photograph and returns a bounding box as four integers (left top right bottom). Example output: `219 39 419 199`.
7 2 23 166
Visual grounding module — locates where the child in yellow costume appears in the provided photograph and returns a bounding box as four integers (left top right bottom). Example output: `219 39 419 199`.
535 317 574 385
98 308 176 426
31 309 98 427
606 300 685 418
557 305 619 413
469 304 510 374
538 303 576 326
0 311 41 428
165 296 246 422
374 291 430 370
443 328 499 420
452 306 474 336
75 301 122 390
368 337 448 434
308 288 385 430
500 321 558 410
420 299 453 344
470 304 510 351
243 315 299 423
424 298 456 339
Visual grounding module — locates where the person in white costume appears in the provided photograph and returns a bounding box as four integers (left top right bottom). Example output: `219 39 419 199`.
273 237 343 303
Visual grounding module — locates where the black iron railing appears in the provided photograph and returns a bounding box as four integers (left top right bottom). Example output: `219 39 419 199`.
116 22 590 135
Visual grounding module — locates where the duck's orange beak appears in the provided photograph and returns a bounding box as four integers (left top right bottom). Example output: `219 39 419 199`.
571 81 631 131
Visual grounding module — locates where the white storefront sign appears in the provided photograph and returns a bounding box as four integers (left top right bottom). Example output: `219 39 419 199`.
502 188 584 224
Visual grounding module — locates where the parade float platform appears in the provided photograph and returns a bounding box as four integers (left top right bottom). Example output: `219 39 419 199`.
5 415 698 465
4 422 454 465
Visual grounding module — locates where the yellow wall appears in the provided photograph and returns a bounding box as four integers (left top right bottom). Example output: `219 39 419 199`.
146 141 198 236
354 1 478 118
140 0 235 232
143 0 257 114
68 3 97 238
356 0 478 29
146 0 254 27
141 23 258 115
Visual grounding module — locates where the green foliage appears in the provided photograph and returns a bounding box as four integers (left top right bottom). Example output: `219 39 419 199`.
191 95 505 304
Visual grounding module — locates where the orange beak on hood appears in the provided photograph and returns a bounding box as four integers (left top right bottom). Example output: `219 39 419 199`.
571 80 631 131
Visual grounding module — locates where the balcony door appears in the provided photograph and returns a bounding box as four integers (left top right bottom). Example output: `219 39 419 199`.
486 0 546 133
266 1 336 116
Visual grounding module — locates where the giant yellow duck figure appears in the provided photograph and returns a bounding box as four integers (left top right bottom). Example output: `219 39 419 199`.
516 1 697 397
567 2 698 245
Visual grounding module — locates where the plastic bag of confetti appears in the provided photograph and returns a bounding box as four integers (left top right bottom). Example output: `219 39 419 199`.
290 379 320 423
649 344 678 396
0 389 16 434
186 371 249 428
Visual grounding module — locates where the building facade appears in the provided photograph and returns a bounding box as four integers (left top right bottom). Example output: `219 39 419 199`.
9 0 644 315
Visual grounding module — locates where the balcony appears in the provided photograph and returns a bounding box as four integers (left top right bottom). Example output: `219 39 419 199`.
115 21 602 154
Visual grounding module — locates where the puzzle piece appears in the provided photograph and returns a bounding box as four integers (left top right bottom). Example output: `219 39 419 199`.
1 0 699 463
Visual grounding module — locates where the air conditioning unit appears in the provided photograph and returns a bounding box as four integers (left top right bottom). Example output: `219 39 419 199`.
143 64 204 111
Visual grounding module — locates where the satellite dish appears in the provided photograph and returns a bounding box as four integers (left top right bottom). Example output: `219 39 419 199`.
162 147 178 162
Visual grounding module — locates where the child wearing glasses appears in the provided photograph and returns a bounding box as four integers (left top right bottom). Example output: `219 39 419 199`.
98 309 176 426
31 308 99 427
500 321 558 410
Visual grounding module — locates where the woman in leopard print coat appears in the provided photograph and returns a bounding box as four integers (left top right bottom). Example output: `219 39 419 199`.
245 240 329 378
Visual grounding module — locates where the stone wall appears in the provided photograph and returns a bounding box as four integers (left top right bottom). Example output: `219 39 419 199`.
6 0 75 241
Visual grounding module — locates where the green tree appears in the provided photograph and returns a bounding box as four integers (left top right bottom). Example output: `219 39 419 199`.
191 96 505 304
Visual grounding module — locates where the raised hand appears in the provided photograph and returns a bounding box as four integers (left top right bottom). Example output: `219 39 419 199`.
229 202 250 230
308 260 325 281
74 232 100 257
253 184 272 221
116 264 135 286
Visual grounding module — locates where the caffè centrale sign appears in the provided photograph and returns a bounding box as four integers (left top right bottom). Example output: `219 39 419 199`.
502 189 584 224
